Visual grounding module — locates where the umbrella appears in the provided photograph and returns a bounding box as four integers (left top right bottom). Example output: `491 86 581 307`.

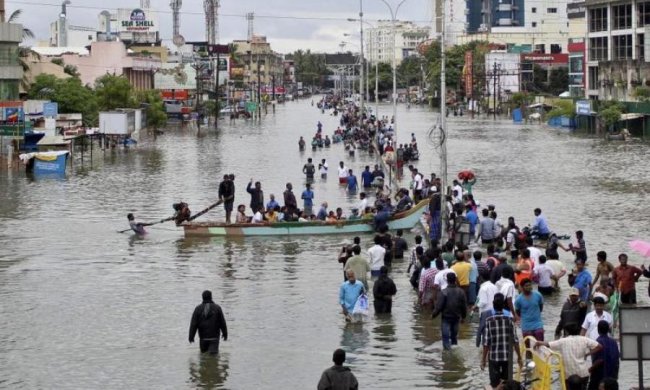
629 240 650 257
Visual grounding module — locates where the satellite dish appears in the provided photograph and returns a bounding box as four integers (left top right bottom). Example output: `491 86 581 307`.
173 34 185 47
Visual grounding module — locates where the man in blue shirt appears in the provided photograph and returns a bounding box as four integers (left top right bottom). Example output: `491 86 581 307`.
317 202 328 220
266 194 279 211
515 278 545 341
347 169 358 192
532 208 550 239
361 165 373 188
572 259 593 303
340 270 365 319
465 205 479 238
301 183 314 216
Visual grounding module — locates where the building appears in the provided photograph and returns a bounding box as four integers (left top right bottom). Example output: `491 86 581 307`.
49 24 95 47
585 0 650 101
365 21 430 63
19 52 70 95
56 41 160 89
462 0 571 54
0 23 24 100
283 60 296 86
568 40 586 97
232 36 284 88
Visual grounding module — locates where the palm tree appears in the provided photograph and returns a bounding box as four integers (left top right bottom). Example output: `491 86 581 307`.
8 9 34 40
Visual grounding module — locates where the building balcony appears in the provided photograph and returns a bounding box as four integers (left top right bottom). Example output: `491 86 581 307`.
0 65 23 81
498 4 513 11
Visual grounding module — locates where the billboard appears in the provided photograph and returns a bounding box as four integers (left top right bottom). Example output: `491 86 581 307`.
118 8 159 33
154 63 197 90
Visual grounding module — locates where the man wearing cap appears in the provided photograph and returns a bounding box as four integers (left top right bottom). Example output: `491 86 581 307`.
189 290 228 354
571 259 593 303
432 272 467 350
555 288 588 339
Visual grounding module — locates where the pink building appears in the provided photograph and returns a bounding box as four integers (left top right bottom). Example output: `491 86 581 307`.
61 41 161 90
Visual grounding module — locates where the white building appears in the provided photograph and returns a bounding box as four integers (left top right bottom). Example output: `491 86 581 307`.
365 21 429 64
49 23 96 47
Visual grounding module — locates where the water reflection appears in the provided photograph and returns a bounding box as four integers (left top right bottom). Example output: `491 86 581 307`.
187 352 230 389
340 322 370 356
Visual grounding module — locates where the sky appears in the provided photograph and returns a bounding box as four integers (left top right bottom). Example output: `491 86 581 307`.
8 0 433 54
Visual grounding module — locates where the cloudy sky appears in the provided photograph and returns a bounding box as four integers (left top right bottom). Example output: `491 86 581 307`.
9 0 433 53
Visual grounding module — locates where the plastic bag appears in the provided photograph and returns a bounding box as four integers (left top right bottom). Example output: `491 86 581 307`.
352 293 369 316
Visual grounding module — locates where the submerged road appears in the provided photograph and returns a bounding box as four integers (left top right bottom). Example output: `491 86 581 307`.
1 99 649 388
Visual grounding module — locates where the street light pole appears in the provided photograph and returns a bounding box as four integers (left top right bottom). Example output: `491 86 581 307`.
359 0 365 115
379 0 408 142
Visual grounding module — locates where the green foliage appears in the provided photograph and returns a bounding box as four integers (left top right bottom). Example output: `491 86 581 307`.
367 62 393 94
63 65 80 78
547 99 575 119
286 49 332 86
396 56 424 88
94 74 135 110
633 86 650 102
423 40 490 96
135 90 167 130
597 100 625 128
548 68 569 96
510 92 533 108
51 58 64 66
27 74 99 126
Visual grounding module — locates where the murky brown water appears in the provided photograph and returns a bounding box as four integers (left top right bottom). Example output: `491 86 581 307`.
1 100 649 389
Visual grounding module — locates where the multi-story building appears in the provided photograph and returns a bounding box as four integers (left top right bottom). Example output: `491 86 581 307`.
365 21 429 63
462 0 571 54
0 22 24 100
232 35 284 88
585 0 650 101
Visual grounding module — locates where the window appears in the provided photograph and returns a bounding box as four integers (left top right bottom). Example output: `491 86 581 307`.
534 44 545 53
532 7 537 12
638 2 650 27
638 33 645 59
589 36 608 61
570 56 584 73
0 44 18 66
551 44 562 53
532 22 537 27
588 66 599 90
613 4 632 29
589 7 608 32
547 7 557 13
612 34 633 59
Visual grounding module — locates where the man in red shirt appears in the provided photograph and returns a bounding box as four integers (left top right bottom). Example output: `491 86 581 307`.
612 253 643 304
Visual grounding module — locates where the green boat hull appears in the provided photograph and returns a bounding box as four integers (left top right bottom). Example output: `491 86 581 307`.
183 200 428 237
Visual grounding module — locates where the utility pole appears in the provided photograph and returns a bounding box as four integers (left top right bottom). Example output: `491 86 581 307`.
272 74 276 113
359 0 365 115
215 51 220 129
493 61 497 120
257 53 261 120
439 0 448 241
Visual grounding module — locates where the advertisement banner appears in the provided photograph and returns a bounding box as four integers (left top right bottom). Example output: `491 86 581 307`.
154 63 196 90
463 51 473 97
118 8 159 33
43 102 58 118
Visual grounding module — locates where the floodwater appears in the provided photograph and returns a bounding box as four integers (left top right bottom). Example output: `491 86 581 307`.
1 99 650 389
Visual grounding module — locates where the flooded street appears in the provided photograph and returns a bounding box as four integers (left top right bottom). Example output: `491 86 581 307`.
1 99 650 389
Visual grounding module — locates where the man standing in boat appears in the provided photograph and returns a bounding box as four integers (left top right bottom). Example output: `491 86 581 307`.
247 179 264 213
302 183 315 217
218 174 235 224
284 183 298 219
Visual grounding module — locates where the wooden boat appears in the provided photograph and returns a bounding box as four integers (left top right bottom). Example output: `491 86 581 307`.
183 199 429 237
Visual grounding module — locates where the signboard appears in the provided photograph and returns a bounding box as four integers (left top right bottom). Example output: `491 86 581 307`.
520 53 569 64
575 100 592 115
245 102 258 113
230 65 245 79
43 102 58 118
154 63 197 90
567 2 586 19
208 44 230 55
118 8 159 33
217 58 228 72
0 123 30 137
4 107 24 122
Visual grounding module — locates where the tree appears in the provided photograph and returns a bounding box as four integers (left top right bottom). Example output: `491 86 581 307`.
396 56 423 88
548 67 569 96
94 74 134 110
597 100 624 131
135 90 167 133
367 62 393 96
27 74 98 126
286 49 331 87
63 65 80 78
547 99 575 119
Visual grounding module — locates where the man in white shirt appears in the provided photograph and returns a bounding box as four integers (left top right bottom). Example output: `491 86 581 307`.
494 267 517 321
412 168 423 202
367 235 386 277
452 180 463 201
252 208 264 223
525 238 543 265
319 159 329 178
337 161 348 185
433 267 456 291
534 255 556 295
581 296 613 340
358 192 368 212
476 279 499 314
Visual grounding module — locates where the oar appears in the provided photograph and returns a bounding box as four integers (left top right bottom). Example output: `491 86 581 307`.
117 217 172 233
187 199 224 222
